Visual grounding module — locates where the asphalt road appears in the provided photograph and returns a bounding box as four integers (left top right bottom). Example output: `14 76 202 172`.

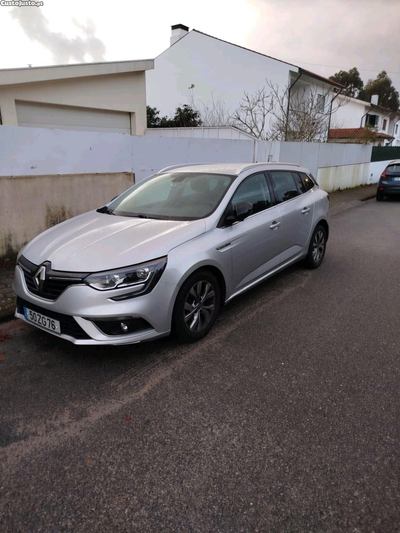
1 198 399 532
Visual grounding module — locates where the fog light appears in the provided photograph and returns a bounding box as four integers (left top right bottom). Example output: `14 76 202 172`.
121 322 129 333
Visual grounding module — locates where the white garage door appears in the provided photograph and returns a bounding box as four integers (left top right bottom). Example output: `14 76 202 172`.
16 100 131 134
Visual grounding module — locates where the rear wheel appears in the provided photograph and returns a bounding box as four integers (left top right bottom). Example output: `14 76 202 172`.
173 270 221 342
376 192 384 201
306 225 327 269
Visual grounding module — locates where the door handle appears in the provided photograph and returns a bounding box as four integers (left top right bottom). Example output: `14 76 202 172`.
270 221 281 230
301 207 310 214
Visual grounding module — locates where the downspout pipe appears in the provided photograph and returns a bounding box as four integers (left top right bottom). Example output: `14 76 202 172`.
326 88 343 142
285 71 303 141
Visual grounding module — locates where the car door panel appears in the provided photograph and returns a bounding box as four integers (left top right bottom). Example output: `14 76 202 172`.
222 172 283 296
225 204 282 294
267 170 315 264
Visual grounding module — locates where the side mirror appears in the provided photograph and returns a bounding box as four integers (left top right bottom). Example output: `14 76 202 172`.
235 201 253 221
225 201 253 226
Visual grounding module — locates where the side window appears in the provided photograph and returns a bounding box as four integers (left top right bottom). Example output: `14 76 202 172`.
292 172 307 194
269 171 299 204
231 173 272 215
299 172 315 192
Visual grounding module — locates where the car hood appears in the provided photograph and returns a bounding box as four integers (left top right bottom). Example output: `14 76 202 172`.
22 211 207 272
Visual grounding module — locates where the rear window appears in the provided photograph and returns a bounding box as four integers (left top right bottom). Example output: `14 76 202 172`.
386 165 400 174
299 172 316 191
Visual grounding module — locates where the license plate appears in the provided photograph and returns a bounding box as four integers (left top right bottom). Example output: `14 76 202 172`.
24 307 61 334
394 178 400 181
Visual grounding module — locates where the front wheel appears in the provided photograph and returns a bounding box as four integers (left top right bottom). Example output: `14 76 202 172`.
306 225 327 269
172 270 221 343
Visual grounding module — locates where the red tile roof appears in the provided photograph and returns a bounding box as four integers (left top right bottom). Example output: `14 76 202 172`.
328 128 393 140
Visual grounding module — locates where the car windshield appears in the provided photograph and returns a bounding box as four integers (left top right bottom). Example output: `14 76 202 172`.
107 172 236 220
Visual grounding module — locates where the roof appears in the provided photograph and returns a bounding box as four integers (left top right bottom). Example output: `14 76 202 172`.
298 68 344 89
159 162 303 175
0 59 154 86
180 30 344 89
329 128 393 140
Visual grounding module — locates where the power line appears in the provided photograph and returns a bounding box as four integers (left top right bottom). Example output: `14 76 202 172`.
296 60 400 76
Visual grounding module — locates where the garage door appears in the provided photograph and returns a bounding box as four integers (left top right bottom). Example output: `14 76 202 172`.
16 100 131 134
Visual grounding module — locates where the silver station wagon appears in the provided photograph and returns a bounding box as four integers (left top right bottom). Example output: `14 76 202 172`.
13 163 329 345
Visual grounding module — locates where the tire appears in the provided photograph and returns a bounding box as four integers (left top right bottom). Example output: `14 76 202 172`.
376 192 384 201
173 270 221 343
306 225 327 269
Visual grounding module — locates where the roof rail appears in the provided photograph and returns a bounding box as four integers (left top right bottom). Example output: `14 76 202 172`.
159 162 215 173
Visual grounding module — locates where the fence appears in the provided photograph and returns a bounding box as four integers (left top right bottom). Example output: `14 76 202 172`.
371 146 400 162
0 125 373 259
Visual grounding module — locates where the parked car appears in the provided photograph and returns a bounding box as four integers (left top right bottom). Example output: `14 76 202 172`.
376 160 400 201
13 162 329 345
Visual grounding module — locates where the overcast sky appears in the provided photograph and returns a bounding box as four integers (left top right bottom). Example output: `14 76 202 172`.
1 0 399 92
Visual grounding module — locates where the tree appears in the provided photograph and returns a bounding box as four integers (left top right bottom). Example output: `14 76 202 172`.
146 104 202 128
232 80 346 142
358 71 400 111
358 125 379 144
171 105 202 127
147 106 163 127
187 86 233 127
329 67 364 98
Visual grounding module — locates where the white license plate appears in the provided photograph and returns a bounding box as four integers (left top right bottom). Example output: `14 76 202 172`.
394 178 400 181
24 307 61 334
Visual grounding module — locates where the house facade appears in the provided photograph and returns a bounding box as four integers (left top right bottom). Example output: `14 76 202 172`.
0 59 154 135
332 95 400 146
146 25 342 141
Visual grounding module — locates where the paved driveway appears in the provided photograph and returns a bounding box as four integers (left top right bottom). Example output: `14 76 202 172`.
1 198 399 532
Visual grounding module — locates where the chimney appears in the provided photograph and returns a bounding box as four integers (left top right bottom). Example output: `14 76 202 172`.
170 24 189 46
371 94 379 106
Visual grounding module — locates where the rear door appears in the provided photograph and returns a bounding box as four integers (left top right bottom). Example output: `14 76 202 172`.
267 170 315 264
223 172 282 295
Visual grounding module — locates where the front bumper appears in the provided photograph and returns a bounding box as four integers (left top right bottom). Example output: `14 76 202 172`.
13 265 173 345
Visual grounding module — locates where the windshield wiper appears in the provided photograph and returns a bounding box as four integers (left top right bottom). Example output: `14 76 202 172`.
96 205 115 215
127 213 152 219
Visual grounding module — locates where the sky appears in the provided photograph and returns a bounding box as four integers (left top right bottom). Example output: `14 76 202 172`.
1 0 399 93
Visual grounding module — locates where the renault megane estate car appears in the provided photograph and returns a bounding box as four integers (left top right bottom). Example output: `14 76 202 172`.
13 162 329 345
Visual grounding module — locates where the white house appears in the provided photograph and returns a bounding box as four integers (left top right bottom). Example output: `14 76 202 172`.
0 59 154 135
331 95 400 146
146 24 343 141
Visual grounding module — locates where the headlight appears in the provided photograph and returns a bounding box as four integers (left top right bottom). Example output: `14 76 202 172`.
84 257 167 298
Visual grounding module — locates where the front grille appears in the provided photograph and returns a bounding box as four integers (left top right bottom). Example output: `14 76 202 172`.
18 255 87 301
17 297 90 340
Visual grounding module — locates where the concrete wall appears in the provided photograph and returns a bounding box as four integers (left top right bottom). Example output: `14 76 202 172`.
279 142 372 179
370 160 392 183
317 163 370 191
0 125 374 259
0 172 134 259
145 126 257 140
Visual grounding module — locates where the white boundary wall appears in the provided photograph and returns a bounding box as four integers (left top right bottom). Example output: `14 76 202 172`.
0 126 374 258
370 160 392 183
0 125 371 186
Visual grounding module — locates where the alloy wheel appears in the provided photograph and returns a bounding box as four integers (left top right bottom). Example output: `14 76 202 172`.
184 280 216 332
312 230 325 264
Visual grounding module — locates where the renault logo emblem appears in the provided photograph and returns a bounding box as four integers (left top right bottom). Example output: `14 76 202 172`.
34 264 48 293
